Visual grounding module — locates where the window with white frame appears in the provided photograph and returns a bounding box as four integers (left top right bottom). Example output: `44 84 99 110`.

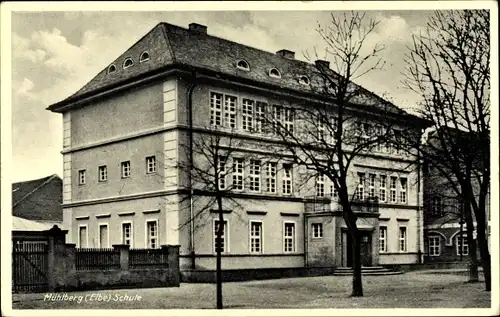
218 156 227 190
146 156 156 174
283 222 295 252
312 223 323 238
255 101 267 133
78 226 88 248
214 220 228 253
317 119 325 141
210 92 223 126
331 116 339 135
98 165 107 182
398 226 407 252
250 221 262 253
368 173 376 199
428 236 441 256
379 175 387 202
232 158 244 191
272 105 282 133
355 172 365 200
390 176 397 203
99 224 109 248
379 226 387 252
242 99 254 131
282 163 293 194
146 220 158 249
375 126 383 152
78 169 86 185
330 179 338 198
121 161 131 178
284 108 294 134
249 159 261 192
399 177 407 203
224 95 237 129
122 222 132 246
431 196 442 215
456 234 469 256
316 174 325 197
265 162 277 193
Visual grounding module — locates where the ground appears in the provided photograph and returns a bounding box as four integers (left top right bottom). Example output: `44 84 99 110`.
12 270 491 309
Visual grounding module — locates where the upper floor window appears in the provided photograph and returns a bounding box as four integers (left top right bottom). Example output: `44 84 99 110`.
399 177 408 204
249 159 261 192
265 162 277 194
431 196 442 216
283 108 294 134
121 161 131 178
139 51 150 63
78 169 86 185
269 68 281 78
312 223 323 239
209 92 237 129
146 156 156 174
236 60 250 71
217 156 227 190
108 64 116 74
242 99 254 132
98 165 107 182
232 158 244 191
379 175 387 203
355 172 365 200
298 75 310 85
390 176 397 203
316 174 325 197
123 58 134 69
282 163 293 195
368 173 376 199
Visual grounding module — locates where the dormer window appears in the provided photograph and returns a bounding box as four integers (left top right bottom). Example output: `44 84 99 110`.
123 58 134 69
298 75 310 85
108 64 116 74
236 60 250 71
269 68 281 78
139 51 150 63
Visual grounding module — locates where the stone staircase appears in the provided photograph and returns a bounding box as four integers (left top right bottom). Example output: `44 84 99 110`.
333 266 403 276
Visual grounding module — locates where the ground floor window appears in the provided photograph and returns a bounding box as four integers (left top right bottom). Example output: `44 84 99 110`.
250 221 262 253
456 234 469 256
398 226 407 252
312 223 323 239
146 220 158 249
379 226 387 252
428 236 441 256
78 225 88 248
283 222 296 253
214 220 228 253
98 224 109 248
122 222 133 247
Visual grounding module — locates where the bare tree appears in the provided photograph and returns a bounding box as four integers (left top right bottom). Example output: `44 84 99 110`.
403 10 490 290
263 12 424 297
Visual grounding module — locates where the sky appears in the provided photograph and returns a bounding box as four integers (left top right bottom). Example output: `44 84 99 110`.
4 5 465 182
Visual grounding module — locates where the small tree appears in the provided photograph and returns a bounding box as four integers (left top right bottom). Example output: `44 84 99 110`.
402 10 490 290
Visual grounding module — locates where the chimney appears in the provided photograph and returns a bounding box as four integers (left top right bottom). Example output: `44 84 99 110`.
276 49 295 60
188 23 207 34
315 59 330 69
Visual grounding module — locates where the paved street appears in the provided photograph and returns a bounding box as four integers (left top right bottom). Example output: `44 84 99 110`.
11 270 490 309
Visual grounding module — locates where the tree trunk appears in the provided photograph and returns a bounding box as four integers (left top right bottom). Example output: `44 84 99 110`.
464 204 479 282
351 229 363 297
216 195 224 309
475 215 491 291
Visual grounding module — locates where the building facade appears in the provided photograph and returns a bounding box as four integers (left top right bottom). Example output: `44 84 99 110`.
48 22 426 276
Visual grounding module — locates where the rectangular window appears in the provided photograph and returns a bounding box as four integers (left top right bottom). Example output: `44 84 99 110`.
232 158 244 191
356 173 365 200
431 196 442 216
331 116 339 135
283 222 296 253
210 92 223 126
457 235 469 256
399 177 407 203
330 179 338 199
272 105 282 134
250 221 262 253
254 102 267 133
122 222 132 247
78 169 86 185
317 119 325 140
312 223 323 239
214 220 228 253
146 220 158 249
390 176 397 203
121 161 131 178
399 226 407 252
224 95 237 128
249 159 261 192
218 156 227 190
284 108 294 134
368 173 376 199
78 225 88 248
379 226 387 252
379 175 387 202
242 99 254 132
265 162 277 193
98 224 109 248
98 165 107 182
428 236 441 256
316 174 325 197
282 163 293 195
146 156 156 174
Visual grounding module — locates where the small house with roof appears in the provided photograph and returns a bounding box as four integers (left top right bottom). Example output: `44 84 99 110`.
47 22 426 280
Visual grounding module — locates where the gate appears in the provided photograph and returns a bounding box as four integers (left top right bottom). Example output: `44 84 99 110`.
12 240 49 293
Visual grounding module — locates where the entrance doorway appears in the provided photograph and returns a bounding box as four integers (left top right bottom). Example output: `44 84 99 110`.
343 230 372 267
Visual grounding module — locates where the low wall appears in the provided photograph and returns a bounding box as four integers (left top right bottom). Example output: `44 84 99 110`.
382 261 481 272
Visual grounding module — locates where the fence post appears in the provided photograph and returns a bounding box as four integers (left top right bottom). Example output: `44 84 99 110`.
113 244 130 271
164 245 180 286
45 225 68 292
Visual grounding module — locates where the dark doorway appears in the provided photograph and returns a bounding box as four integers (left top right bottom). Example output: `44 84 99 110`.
346 230 372 267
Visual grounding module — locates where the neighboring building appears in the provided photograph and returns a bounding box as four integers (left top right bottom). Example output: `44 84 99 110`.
422 130 490 263
47 22 426 277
